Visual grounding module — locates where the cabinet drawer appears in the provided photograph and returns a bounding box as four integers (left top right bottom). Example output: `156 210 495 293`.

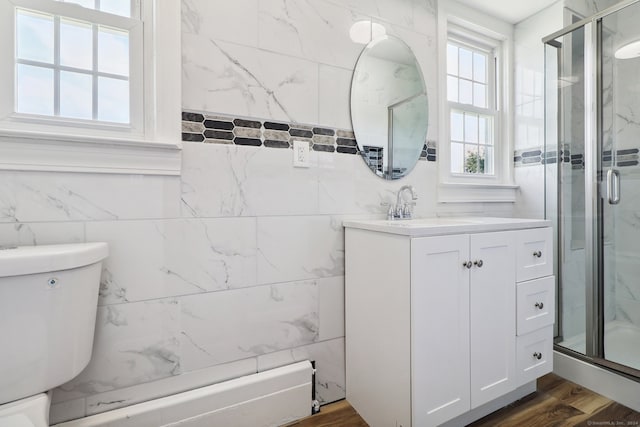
516 326 553 387
516 227 553 282
517 276 555 336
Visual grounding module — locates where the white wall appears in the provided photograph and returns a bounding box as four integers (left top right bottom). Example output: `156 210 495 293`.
0 0 522 424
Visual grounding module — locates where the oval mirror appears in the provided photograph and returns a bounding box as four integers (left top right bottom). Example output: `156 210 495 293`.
350 35 428 180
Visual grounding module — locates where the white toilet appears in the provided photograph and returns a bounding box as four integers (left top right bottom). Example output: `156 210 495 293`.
0 243 108 427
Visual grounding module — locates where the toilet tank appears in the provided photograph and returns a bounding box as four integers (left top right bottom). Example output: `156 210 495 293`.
0 243 108 405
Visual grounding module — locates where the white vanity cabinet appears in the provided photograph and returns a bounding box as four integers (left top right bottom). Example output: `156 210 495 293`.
344 218 554 427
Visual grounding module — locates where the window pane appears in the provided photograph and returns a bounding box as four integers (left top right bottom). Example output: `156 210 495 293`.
98 27 129 76
60 18 93 70
16 64 54 116
98 77 129 123
473 82 487 108
16 10 54 64
459 47 473 80
459 79 472 105
479 115 492 145
451 142 464 174
481 146 494 175
464 145 481 174
447 44 458 75
447 76 459 102
464 114 478 143
100 0 131 17
59 0 95 8
60 71 93 120
451 111 464 141
473 52 486 83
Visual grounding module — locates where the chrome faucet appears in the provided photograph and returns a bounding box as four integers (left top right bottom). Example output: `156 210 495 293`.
383 185 418 220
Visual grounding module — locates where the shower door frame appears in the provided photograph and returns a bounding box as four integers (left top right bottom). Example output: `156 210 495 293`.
544 0 640 380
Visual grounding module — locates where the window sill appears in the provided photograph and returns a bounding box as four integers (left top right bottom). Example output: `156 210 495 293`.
438 181 519 203
0 129 182 176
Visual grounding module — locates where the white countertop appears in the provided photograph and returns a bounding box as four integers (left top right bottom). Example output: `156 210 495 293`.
342 217 552 237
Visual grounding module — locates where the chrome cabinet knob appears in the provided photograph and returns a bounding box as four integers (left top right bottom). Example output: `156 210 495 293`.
474 260 483 268
533 251 542 258
462 261 472 269
533 352 543 360
535 302 544 309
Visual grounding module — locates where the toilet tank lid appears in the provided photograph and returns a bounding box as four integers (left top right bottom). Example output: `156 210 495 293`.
0 242 108 278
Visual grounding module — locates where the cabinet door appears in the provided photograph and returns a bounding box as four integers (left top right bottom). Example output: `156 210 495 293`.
411 234 470 426
470 231 517 408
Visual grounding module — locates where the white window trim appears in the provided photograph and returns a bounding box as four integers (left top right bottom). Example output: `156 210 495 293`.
0 0 181 176
437 0 517 203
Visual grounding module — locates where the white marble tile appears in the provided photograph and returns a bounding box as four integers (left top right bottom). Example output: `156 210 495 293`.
180 281 318 371
258 0 369 70
616 296 640 328
318 276 344 341
84 358 257 415
257 338 345 404
0 171 180 223
181 142 320 218
182 0 259 47
86 218 257 305
53 298 181 401
0 222 84 246
513 166 545 219
317 151 437 217
318 65 353 130
49 397 86 424
257 216 344 284
182 34 319 124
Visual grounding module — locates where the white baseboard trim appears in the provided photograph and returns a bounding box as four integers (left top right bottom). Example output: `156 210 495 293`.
554 351 640 412
53 361 313 427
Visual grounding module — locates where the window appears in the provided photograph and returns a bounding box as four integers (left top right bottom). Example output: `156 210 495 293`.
447 35 497 176
437 3 516 203
10 0 141 130
0 0 182 175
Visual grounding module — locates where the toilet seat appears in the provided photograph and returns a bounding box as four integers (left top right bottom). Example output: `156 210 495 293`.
0 393 50 427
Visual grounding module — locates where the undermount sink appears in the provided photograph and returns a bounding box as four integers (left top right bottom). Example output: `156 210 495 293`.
342 217 552 237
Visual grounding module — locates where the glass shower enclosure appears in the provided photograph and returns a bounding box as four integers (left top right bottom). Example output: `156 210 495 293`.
545 0 640 377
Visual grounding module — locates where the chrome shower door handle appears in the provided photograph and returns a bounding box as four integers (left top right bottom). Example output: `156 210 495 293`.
607 169 620 205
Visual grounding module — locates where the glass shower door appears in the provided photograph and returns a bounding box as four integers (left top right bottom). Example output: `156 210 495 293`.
599 1 640 373
545 26 588 355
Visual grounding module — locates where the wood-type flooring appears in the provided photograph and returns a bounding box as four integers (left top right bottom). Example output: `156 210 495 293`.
286 374 640 427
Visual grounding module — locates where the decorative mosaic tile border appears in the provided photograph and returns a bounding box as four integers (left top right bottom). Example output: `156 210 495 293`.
182 110 437 162
515 145 640 169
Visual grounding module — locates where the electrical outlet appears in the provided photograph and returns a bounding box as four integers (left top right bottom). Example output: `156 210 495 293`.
293 139 310 167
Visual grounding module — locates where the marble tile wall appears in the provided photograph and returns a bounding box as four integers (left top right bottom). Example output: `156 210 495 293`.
0 0 525 425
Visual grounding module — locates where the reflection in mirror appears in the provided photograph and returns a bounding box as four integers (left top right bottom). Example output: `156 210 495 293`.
351 35 428 180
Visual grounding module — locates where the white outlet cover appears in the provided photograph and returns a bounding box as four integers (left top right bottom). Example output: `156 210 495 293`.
293 140 311 168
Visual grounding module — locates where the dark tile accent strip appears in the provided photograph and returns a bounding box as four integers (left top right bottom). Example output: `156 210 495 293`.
522 150 542 158
523 157 541 164
337 146 358 154
618 148 639 155
313 127 335 136
204 120 234 130
514 156 522 163
234 119 261 129
182 132 204 142
264 122 290 131
234 137 262 146
264 140 290 148
182 112 204 122
290 129 314 138
204 130 234 140
543 158 557 164
619 160 639 167
427 155 436 162
313 144 335 152
336 138 357 147
427 148 436 155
